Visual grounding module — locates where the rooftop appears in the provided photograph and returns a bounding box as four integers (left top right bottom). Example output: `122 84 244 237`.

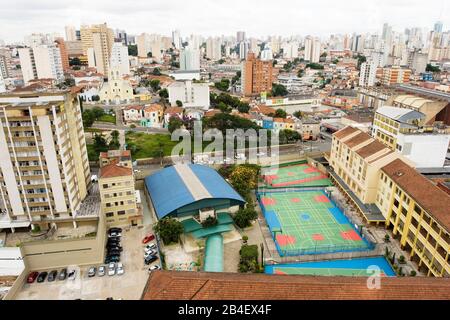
99 162 133 179
142 270 450 300
381 158 450 232
376 106 425 123
332 126 358 139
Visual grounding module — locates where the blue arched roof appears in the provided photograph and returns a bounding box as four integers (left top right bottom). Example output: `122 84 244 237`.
145 164 245 219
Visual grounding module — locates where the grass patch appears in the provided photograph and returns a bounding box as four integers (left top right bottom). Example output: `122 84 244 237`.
97 114 116 124
125 132 178 159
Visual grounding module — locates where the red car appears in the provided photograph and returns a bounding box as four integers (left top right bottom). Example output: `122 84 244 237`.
142 234 155 244
27 271 39 284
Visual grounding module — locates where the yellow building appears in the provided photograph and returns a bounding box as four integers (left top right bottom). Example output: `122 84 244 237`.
98 150 142 227
327 126 411 223
377 159 450 277
98 66 134 104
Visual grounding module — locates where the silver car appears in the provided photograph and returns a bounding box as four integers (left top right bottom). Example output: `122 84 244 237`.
97 266 106 277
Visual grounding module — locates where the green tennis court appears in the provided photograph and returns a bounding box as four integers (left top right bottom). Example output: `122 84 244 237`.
262 163 332 188
258 190 371 256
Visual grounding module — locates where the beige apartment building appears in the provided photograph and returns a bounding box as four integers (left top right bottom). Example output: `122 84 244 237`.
327 126 412 223
0 90 91 231
376 159 450 277
80 23 114 76
98 150 141 227
381 66 411 85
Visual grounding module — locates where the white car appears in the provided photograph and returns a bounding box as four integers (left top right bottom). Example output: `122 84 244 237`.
116 263 124 275
144 247 157 254
108 263 116 276
67 269 77 281
97 266 106 277
148 265 161 273
144 250 157 258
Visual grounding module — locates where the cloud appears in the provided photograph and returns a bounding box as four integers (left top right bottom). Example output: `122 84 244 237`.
0 0 448 43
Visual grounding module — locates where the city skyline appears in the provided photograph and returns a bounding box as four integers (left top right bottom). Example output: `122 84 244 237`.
0 0 448 43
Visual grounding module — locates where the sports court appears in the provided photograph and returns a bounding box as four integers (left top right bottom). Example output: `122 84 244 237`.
262 162 332 188
265 257 395 276
258 190 371 256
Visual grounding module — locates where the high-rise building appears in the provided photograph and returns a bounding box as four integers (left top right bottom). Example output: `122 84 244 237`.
241 52 273 97
18 45 64 84
237 31 246 43
434 21 443 33
0 72 5 93
110 42 130 76
206 37 222 61
65 26 77 42
0 90 91 229
260 44 273 61
304 36 321 63
239 41 249 60
180 48 200 71
359 60 377 87
80 23 114 58
172 30 182 50
54 38 70 72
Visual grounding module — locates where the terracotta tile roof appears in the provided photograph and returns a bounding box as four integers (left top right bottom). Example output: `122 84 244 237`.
251 105 275 116
355 139 387 159
382 159 450 231
99 162 132 179
333 126 358 139
99 150 130 159
124 105 143 111
204 109 221 118
144 104 163 113
142 271 450 300
344 131 371 148
165 107 184 114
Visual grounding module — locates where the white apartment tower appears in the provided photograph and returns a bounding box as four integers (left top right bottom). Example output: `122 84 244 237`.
0 91 91 230
206 37 222 61
359 61 377 87
65 26 77 42
18 45 64 84
110 42 130 76
304 36 321 63
180 48 200 71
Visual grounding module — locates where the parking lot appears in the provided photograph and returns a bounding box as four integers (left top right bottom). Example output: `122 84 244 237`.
14 226 159 300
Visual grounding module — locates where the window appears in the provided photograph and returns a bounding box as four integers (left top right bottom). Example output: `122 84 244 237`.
106 212 114 217
117 210 126 215
102 184 108 189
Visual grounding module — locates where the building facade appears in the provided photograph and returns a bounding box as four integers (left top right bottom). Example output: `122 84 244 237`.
241 52 273 97
168 80 210 109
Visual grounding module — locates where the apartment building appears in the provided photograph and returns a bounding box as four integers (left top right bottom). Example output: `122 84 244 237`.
359 61 377 87
376 159 450 277
110 42 130 76
168 80 210 110
372 106 450 168
0 90 91 231
81 23 114 76
327 126 410 222
381 66 411 85
241 52 273 97
18 45 64 84
98 150 141 227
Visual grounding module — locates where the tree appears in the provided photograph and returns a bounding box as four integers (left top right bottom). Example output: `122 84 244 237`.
176 100 183 107
279 129 301 144
128 45 138 57
168 116 183 133
152 68 161 76
356 54 366 70
154 217 183 245
297 69 305 78
218 102 231 113
426 64 440 73
229 166 258 199
214 78 230 92
93 134 109 154
91 107 105 119
149 79 161 92
271 83 288 97
109 130 120 149
293 111 304 119
237 102 250 113
305 63 324 70
274 108 287 118
234 208 258 229
82 110 95 128
159 88 169 99
91 95 100 102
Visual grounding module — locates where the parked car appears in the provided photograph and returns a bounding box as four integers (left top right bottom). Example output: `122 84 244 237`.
88 266 97 278
58 268 67 281
47 270 58 282
107 240 121 247
107 249 121 256
97 266 106 277
144 255 158 265
142 234 155 244
107 245 123 252
108 232 122 238
27 271 39 284
145 243 157 250
37 272 48 283
144 249 157 257
108 227 122 234
104 255 120 264
116 263 124 275
108 263 116 276
67 269 77 280
148 265 161 272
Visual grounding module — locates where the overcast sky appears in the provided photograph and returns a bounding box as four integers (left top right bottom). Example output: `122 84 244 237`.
0 0 448 43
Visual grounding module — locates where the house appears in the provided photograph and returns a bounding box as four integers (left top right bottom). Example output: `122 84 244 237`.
123 105 144 122
141 104 164 128
164 106 184 125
